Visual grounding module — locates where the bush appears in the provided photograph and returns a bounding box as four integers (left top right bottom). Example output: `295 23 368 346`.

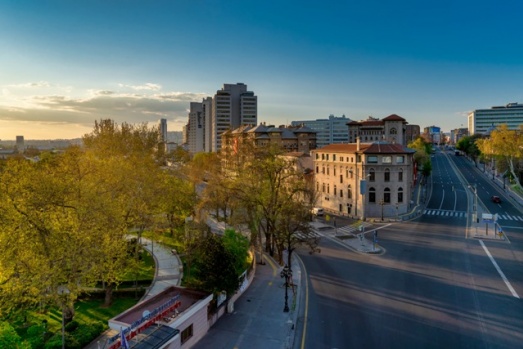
26 324 46 349
65 320 79 332
44 332 79 349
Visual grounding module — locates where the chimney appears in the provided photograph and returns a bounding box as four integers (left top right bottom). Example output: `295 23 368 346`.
356 137 360 151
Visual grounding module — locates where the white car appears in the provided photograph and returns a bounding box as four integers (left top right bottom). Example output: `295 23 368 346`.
311 207 324 216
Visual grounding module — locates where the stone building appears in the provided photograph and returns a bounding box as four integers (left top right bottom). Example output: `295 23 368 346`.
311 139 415 220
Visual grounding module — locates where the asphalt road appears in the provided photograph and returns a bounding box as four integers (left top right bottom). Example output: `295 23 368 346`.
294 149 523 349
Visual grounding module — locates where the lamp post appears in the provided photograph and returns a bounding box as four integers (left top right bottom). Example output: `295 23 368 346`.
280 265 291 312
395 203 399 220
468 184 478 223
379 199 384 221
57 285 70 349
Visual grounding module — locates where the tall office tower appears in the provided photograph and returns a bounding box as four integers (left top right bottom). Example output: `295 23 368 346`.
202 97 213 152
159 118 168 142
187 102 205 154
468 103 523 135
211 83 257 151
15 135 25 152
291 114 351 148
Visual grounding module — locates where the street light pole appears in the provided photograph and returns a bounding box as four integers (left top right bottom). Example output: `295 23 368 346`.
280 265 290 312
57 285 70 349
380 199 384 221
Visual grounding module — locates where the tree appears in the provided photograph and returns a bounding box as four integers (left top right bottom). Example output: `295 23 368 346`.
408 137 432 178
193 234 241 297
0 321 30 349
222 229 250 276
476 124 523 189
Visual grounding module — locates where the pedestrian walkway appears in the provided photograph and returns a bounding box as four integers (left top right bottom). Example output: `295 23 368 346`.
192 252 301 349
423 209 467 218
85 237 182 349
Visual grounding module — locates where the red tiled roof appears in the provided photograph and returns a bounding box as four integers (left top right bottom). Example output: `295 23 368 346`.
382 114 406 121
314 143 373 153
363 143 415 154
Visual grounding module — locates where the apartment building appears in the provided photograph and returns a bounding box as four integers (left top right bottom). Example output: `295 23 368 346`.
186 102 204 154
211 83 257 152
311 139 415 219
291 114 351 148
347 114 412 146
221 123 317 156
468 103 523 135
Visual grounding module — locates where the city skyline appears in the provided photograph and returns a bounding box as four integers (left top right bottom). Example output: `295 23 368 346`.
1 1 522 140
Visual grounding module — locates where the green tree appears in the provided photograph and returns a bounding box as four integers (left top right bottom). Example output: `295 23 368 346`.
193 234 240 297
0 321 30 349
476 124 523 189
222 229 250 276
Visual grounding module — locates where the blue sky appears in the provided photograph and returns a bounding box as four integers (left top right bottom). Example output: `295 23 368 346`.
1 0 522 140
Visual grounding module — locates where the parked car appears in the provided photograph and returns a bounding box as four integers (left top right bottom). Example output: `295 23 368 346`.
491 196 501 203
311 207 324 216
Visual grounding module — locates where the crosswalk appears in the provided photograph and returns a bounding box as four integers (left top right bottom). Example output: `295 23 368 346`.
423 209 523 222
423 209 467 218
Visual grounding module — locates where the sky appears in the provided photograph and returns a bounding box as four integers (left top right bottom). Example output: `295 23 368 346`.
1 0 522 140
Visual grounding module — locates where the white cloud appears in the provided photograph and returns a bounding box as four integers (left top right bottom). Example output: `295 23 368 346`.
8 81 51 88
119 83 162 91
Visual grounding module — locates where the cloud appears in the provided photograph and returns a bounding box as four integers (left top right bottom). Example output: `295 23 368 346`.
118 83 162 91
0 89 207 129
8 81 51 88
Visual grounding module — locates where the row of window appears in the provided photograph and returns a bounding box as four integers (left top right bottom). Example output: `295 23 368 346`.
316 167 404 182
315 153 405 164
318 182 404 203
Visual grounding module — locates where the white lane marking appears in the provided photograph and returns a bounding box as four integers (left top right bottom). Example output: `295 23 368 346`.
479 240 520 299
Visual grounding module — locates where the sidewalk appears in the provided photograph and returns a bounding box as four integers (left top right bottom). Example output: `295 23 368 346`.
85 237 182 349
192 252 301 349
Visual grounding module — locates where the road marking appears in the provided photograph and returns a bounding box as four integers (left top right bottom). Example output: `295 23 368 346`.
479 240 520 299
299 256 309 349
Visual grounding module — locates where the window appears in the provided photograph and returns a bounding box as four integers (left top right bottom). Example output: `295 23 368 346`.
316 166 319 174
340 156 344 162
181 324 193 344
322 166 325 174
390 127 397 134
316 181 319 191
369 169 375 182
333 154 336 161
382 156 392 163
315 153 319 159
384 188 391 203
334 167 336 176
384 168 390 182
322 153 325 160
322 183 325 193
396 156 405 163
340 189 343 198
327 184 330 194
326 154 329 161
398 187 404 203
348 185 352 199
340 174 343 184
334 185 337 195
367 155 378 163
327 166 330 175
369 187 376 203
398 169 403 182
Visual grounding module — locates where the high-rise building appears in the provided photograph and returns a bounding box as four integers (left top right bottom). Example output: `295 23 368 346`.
468 103 523 135
15 135 25 152
211 83 257 151
291 114 351 148
187 102 204 154
159 119 168 142
423 126 441 144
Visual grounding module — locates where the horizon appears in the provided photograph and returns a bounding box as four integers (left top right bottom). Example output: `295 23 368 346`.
1 1 522 140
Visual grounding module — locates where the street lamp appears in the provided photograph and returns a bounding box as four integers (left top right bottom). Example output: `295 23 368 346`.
57 285 70 349
280 265 291 312
379 199 384 221
395 203 399 220
468 184 478 223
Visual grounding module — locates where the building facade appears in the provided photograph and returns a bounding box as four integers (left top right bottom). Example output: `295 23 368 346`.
468 103 523 135
186 102 205 154
221 123 317 156
347 114 410 146
405 124 421 144
291 114 351 148
422 126 441 145
311 140 415 219
211 83 257 152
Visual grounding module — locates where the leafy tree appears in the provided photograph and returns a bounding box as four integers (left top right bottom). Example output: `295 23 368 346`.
476 124 523 189
222 229 250 275
408 137 432 177
0 321 30 349
193 234 240 297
